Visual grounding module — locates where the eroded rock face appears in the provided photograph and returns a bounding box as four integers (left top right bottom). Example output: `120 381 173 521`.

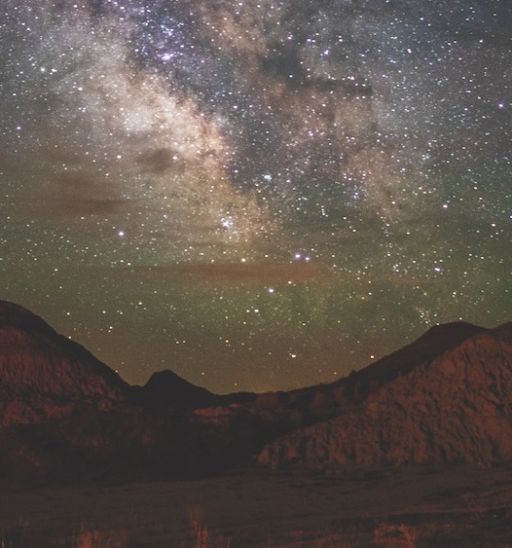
258 324 512 468
1 297 511 483
0 300 128 426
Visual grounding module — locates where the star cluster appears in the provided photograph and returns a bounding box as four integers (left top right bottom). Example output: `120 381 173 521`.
1 0 511 392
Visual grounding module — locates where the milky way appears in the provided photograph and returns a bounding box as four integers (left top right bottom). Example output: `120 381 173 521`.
1 0 511 392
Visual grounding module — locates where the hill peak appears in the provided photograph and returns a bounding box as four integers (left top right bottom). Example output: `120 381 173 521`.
0 300 56 336
0 300 127 412
142 369 215 409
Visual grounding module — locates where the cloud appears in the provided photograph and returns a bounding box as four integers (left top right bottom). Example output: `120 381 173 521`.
123 261 323 286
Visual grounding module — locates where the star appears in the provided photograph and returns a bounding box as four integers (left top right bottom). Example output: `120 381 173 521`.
0 0 510 392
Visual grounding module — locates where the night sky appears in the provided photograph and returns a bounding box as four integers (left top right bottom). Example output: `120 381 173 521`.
1 0 511 393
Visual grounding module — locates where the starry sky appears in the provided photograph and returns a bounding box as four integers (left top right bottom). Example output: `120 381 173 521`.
1 0 511 393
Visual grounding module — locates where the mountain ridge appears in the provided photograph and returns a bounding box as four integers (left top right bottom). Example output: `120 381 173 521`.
258 323 512 468
0 298 510 484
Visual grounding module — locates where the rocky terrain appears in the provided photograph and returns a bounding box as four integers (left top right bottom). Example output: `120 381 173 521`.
258 323 512 468
4 464 512 547
0 298 511 485
0 300 128 426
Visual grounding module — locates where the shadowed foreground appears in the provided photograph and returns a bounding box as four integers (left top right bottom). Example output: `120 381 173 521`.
2 465 512 547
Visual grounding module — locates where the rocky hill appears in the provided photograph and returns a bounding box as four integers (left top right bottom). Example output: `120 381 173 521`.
0 300 129 427
138 370 217 410
0 298 511 484
258 323 512 468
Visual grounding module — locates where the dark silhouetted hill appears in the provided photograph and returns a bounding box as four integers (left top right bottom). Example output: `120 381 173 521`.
0 298 510 484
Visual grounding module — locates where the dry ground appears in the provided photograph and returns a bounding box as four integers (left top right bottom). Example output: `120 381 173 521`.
1 465 512 547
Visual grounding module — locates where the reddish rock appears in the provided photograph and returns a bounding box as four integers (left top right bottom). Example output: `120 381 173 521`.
1 298 511 483
258 324 512 468
0 301 128 427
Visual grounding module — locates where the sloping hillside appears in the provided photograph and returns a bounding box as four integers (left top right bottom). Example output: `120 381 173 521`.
258 324 512 467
